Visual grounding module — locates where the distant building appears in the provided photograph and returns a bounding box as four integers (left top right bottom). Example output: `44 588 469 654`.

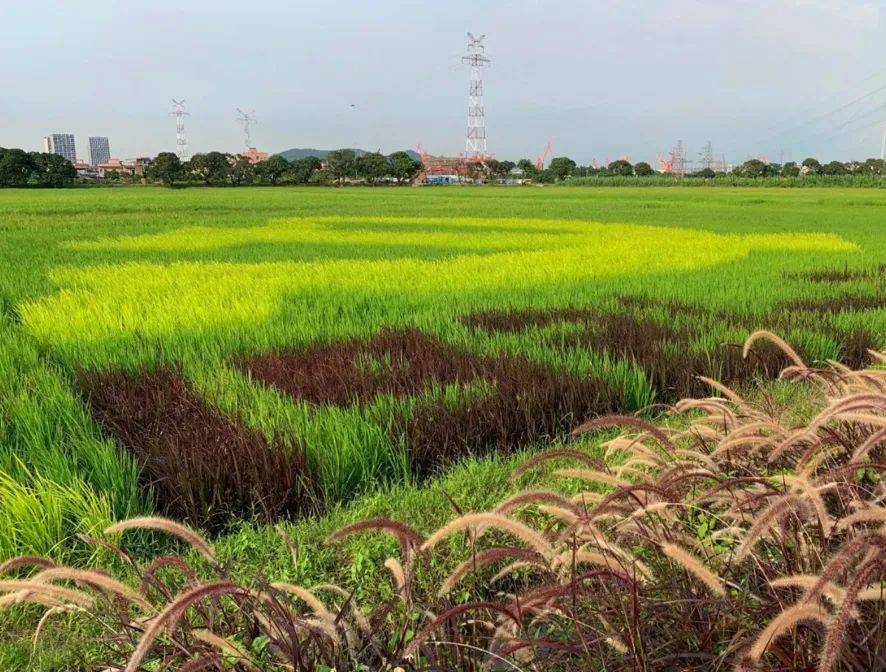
74 157 151 181
240 147 269 165
89 136 111 165
415 152 473 184
42 134 77 163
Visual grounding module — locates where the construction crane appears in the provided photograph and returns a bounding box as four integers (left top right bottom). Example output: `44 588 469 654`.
536 141 553 170
415 143 430 166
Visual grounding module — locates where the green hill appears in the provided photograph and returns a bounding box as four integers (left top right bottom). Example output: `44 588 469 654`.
277 147 420 162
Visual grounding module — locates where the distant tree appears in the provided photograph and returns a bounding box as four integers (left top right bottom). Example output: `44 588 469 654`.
781 161 800 177
821 160 848 175
0 148 35 187
288 156 322 184
695 167 716 179
30 152 77 187
738 159 766 178
356 152 390 184
147 152 184 187
309 167 333 185
607 159 634 176
257 155 289 185
533 169 555 184
498 160 516 174
0 149 77 188
188 152 231 185
303 156 323 173
764 163 782 177
389 151 422 183
548 156 577 181
862 158 885 175
230 156 257 185
516 158 536 175
634 161 654 176
326 149 357 183
481 159 513 180
104 169 121 181
801 157 822 175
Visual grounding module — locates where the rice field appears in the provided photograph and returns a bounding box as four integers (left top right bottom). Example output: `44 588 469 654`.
0 185 884 558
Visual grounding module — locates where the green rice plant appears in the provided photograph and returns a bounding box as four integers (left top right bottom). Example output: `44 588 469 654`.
2 336 882 671
0 467 115 561
0 186 883 561
0 320 145 559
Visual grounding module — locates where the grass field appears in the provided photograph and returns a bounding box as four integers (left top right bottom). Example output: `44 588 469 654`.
0 185 884 560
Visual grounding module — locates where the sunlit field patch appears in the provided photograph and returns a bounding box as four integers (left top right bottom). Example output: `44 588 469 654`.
22 217 856 352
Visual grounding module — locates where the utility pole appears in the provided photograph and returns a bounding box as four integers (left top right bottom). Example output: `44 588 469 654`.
169 99 189 160
463 32 490 160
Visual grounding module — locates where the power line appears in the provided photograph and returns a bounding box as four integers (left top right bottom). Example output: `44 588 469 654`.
739 82 886 153
826 105 885 135
736 70 886 149
796 83 886 130
814 113 886 145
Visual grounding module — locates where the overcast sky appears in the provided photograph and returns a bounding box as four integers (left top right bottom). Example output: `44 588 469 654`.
2 1 885 164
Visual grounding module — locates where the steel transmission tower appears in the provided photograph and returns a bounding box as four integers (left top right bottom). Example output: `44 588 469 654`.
170 99 190 160
462 33 490 160
668 140 687 178
700 141 714 171
236 108 257 150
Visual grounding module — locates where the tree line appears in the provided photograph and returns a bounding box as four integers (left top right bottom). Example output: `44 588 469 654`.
517 155 886 182
148 149 423 187
0 148 77 187
730 157 886 178
4 143 885 189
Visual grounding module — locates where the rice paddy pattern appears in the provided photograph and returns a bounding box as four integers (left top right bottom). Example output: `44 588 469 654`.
1 187 884 559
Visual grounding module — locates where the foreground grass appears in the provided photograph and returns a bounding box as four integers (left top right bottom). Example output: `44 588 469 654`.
0 374 851 670
0 379 818 670
0 439 599 669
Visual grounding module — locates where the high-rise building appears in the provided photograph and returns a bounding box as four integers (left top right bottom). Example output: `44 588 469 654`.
42 134 77 163
88 136 111 165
